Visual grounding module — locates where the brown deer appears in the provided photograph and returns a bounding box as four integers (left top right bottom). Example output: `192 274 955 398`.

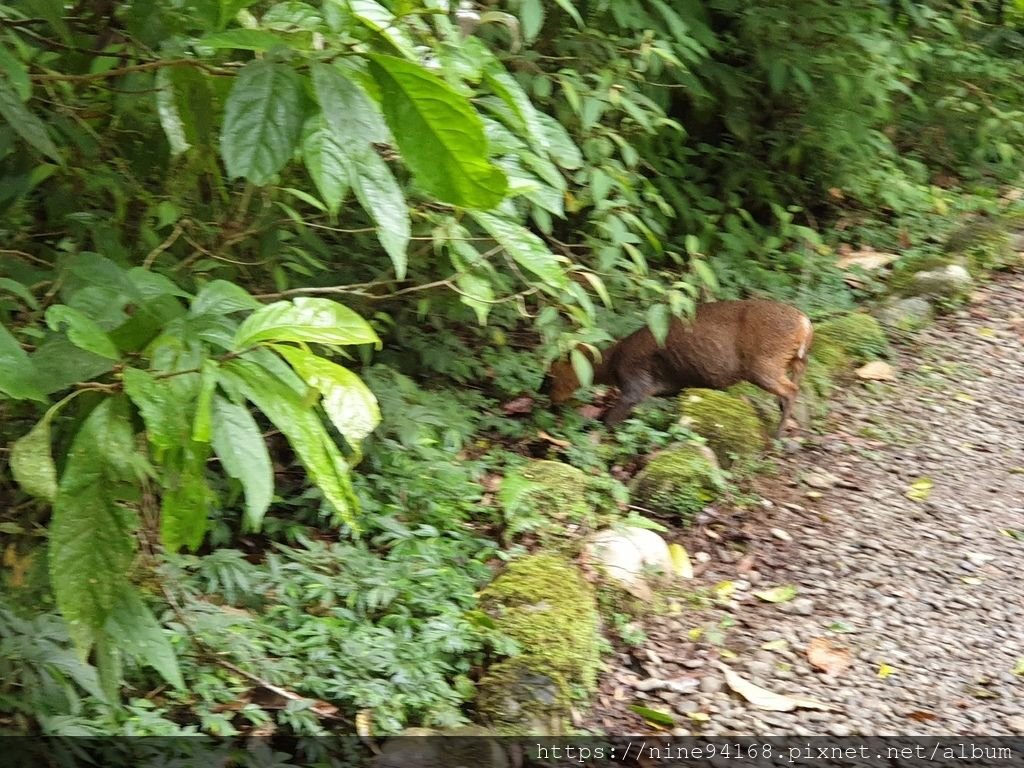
541 300 814 438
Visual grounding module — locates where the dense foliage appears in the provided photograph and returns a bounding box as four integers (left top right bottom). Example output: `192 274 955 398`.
2 0 1023 737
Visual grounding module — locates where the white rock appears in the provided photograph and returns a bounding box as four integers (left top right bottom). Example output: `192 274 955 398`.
585 527 673 592
909 264 972 298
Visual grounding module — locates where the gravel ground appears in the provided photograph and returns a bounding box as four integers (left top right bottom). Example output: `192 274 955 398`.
586 275 1024 737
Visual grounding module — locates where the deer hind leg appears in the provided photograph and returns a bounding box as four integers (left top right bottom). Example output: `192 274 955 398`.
750 366 800 439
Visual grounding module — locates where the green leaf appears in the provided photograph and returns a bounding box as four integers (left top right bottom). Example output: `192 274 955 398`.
200 29 290 51
155 68 190 156
519 0 544 41
49 397 141 656
471 211 568 289
647 304 670 347
275 346 380 454
211 395 273 530
10 412 58 502
221 61 303 185
192 360 219 443
0 322 46 402
105 585 184 689
628 704 675 728
234 297 382 349
0 277 40 309
753 585 798 603
224 360 359 529
350 151 409 279
0 43 32 101
537 112 582 169
367 54 508 209
303 117 350 214
191 280 262 316
483 68 548 154
160 442 213 552
123 368 190 452
570 347 593 388
45 305 120 360
311 65 410 275
551 0 584 27
691 259 718 291
0 80 62 164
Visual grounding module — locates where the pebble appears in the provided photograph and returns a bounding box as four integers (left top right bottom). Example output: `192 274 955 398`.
700 676 724 694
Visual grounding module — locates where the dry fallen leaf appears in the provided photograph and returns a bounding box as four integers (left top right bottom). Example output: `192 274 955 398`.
668 543 694 579
578 404 605 420
718 664 831 712
906 710 939 722
877 663 896 679
537 430 571 448
835 248 899 272
501 396 534 415
806 637 852 676
856 361 896 381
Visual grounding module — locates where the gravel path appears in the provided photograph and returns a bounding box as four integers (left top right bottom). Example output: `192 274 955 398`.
587 275 1024 736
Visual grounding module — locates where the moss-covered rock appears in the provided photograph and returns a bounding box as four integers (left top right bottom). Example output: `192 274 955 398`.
814 313 888 363
945 219 1015 272
476 554 602 734
678 389 765 465
499 460 596 546
630 445 725 524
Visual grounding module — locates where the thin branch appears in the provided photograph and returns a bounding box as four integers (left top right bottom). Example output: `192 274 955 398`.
142 223 183 269
29 58 234 82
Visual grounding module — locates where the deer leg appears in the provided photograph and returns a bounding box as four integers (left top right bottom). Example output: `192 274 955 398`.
751 369 799 439
603 373 658 427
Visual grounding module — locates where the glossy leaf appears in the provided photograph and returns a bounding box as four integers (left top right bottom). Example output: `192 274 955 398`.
367 54 507 209
190 280 262 317
471 211 568 290
123 367 190 452
45 305 120 360
221 61 303 185
234 297 382 349
303 117 351 214
224 360 359 529
275 345 380 452
200 29 289 51
350 151 409 279
211 395 274 530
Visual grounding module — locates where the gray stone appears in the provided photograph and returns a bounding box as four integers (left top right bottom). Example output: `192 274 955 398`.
700 675 724 694
909 264 973 298
876 297 934 330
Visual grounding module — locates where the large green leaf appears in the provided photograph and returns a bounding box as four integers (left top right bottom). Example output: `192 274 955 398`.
0 80 62 164
10 412 58 502
190 280 263 316
303 117 350 214
221 61 304 185
448 237 496 326
45 305 120 360
224 360 359 529
123 367 190 452
234 297 381 349
310 64 409 276
471 211 569 290
367 54 507 209
350 151 409 279
49 397 141 656
483 68 549 155
275 346 380 453
160 442 213 552
0 322 46 402
105 584 184 690
211 395 273 530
